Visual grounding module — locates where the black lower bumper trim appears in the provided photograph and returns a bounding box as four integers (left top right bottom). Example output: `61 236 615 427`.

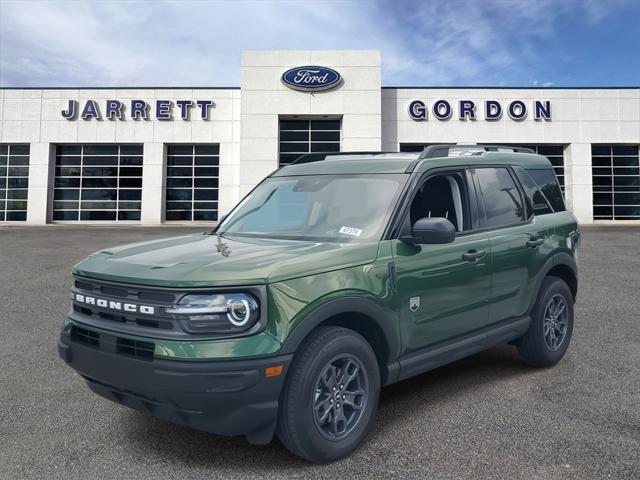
58 333 291 444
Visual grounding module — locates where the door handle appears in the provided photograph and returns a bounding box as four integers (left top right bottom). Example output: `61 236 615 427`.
526 238 544 248
462 249 486 262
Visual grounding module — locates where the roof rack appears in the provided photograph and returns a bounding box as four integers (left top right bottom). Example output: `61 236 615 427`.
290 151 400 165
418 144 535 159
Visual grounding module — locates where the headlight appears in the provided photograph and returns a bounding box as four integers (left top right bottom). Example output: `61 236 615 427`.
165 293 260 334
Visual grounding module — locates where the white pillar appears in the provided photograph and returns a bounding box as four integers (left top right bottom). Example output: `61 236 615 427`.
218 141 240 218
26 143 53 224
564 143 593 224
141 142 165 224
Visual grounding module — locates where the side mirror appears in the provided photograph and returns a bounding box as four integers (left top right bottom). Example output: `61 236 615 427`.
404 217 456 244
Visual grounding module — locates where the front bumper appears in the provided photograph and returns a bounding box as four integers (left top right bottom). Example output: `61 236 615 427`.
58 323 292 444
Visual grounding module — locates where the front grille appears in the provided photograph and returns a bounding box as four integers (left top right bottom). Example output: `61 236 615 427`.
74 304 173 330
97 311 126 323
70 326 99 347
69 325 155 361
71 276 181 335
101 286 129 298
74 279 175 303
138 291 175 303
116 338 155 360
135 318 173 330
75 280 94 291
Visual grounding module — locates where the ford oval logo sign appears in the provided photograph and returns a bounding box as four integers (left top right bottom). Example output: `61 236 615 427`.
281 66 342 92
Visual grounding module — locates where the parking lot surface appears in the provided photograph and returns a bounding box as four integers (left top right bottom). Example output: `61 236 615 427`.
1 225 639 479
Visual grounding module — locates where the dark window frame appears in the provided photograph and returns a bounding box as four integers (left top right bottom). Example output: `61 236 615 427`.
591 144 640 220
165 144 220 222
52 144 143 222
279 119 341 166
0 144 30 222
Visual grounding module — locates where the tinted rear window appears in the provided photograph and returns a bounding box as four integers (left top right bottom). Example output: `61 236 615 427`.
513 167 553 216
526 169 565 212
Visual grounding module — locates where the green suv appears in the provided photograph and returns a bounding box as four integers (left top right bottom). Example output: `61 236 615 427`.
59 145 579 462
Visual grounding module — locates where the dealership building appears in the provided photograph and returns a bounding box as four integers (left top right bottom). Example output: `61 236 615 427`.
1 50 638 225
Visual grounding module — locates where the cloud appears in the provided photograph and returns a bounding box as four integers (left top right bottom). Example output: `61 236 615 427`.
0 0 636 87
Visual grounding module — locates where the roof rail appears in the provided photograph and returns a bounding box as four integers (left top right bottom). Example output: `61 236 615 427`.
418 144 535 159
290 151 397 165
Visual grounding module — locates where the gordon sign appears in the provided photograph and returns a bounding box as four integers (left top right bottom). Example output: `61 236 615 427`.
281 66 342 92
408 99 552 121
61 99 214 120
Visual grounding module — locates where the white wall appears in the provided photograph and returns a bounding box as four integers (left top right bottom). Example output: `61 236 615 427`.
383 88 639 146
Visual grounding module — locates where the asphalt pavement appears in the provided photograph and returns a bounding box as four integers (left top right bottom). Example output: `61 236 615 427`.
0 225 639 479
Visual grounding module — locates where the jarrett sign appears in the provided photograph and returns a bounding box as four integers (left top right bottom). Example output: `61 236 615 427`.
408 99 552 121
61 99 215 120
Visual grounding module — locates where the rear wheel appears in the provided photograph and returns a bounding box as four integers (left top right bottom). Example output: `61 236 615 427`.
518 276 574 367
277 326 380 463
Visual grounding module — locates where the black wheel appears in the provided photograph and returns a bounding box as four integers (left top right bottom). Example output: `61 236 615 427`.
517 276 574 367
277 326 380 463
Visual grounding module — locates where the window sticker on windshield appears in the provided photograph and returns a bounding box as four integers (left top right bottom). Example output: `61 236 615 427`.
339 226 362 237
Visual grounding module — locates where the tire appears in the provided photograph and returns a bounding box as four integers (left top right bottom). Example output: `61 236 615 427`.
277 326 380 463
517 276 574 367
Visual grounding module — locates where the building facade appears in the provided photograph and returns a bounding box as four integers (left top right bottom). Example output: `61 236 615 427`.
1 50 638 225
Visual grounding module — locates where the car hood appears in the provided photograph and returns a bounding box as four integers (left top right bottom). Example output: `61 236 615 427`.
73 233 380 287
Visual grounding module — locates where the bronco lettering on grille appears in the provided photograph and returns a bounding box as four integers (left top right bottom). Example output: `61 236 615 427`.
74 293 155 315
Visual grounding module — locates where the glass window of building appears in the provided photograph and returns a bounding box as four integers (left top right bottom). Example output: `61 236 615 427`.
279 119 341 166
53 144 143 221
0 144 29 222
165 144 219 221
592 144 640 220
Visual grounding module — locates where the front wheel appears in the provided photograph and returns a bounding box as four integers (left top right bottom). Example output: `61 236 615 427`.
517 276 574 367
277 326 380 463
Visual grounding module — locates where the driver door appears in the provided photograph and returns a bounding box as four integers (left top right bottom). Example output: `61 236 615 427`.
392 169 492 356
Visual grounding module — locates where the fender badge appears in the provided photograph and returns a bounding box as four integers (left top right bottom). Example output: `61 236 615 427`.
410 296 420 312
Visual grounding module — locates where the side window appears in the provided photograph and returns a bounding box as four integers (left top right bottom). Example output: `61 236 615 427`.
513 166 553 216
526 168 566 212
408 172 470 232
475 167 525 228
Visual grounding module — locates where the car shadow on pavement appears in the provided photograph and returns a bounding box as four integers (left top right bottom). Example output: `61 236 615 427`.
121 344 537 469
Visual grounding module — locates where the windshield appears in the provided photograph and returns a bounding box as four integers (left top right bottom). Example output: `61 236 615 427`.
217 174 406 243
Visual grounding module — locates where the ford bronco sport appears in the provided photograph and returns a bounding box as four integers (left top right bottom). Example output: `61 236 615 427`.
59 145 579 462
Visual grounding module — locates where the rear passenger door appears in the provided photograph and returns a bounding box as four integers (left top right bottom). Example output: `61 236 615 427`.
472 167 549 327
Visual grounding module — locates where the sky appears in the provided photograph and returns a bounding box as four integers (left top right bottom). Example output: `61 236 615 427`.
0 0 638 88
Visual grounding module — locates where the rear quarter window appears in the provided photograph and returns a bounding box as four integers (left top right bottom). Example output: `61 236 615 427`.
513 167 553 216
526 168 566 212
